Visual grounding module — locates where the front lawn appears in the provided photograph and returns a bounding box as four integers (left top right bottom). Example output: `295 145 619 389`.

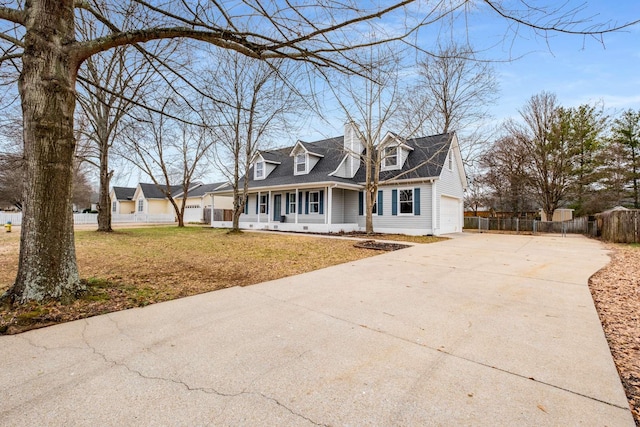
0 227 391 334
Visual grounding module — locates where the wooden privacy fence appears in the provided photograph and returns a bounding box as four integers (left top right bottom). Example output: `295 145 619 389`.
464 216 597 236
596 209 640 243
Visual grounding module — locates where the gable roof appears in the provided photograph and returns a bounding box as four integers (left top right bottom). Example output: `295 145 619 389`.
180 182 227 198
242 136 354 188
290 140 325 158
112 186 136 201
138 183 183 199
216 132 457 192
357 133 454 183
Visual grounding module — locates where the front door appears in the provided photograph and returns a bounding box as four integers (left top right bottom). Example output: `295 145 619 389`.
273 194 281 222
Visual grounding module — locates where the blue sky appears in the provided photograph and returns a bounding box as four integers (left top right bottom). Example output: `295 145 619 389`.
484 1 640 122
122 1 640 185
297 0 640 141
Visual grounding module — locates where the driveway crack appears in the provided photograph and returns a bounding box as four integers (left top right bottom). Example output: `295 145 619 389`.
79 320 325 426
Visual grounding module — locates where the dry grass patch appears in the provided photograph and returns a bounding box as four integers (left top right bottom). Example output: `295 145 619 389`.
0 226 394 334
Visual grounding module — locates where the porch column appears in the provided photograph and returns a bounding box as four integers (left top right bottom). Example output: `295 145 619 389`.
431 181 437 233
268 190 272 223
257 191 261 224
295 188 299 224
327 186 332 225
210 194 214 227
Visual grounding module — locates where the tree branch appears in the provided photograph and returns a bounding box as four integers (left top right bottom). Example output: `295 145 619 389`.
0 6 26 25
0 31 24 47
71 27 267 65
483 0 640 35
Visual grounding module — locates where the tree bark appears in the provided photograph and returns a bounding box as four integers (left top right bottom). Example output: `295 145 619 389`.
8 0 84 303
97 147 113 232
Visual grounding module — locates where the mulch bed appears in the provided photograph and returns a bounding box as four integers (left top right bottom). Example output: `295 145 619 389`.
589 244 640 425
353 240 411 251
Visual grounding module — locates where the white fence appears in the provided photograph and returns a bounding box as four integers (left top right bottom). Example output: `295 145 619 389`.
0 212 22 225
1 212 176 226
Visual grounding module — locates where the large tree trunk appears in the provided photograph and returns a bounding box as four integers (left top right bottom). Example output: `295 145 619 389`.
97 146 113 232
8 0 84 303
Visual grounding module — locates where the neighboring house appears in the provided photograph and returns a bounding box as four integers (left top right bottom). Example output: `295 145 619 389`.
173 182 232 223
110 182 233 223
131 182 183 217
211 123 468 235
109 186 136 214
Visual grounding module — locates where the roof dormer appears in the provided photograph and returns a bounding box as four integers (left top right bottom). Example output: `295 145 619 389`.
290 141 324 175
252 152 280 180
379 132 413 172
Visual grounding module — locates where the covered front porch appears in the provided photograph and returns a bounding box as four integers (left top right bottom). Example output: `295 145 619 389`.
211 182 363 233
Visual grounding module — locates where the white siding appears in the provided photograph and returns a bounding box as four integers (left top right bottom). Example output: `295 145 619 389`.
435 149 465 234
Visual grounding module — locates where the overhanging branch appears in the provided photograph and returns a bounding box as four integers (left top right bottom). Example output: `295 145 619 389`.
0 6 25 25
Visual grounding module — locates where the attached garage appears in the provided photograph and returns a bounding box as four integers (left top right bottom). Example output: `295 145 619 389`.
183 204 203 223
440 196 462 234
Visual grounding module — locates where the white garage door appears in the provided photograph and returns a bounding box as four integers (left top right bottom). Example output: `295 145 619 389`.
183 205 202 223
440 196 461 234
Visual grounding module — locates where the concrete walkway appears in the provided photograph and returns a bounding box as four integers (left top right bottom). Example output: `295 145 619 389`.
0 233 633 426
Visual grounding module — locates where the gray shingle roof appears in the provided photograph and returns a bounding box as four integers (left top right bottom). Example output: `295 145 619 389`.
355 133 453 182
139 183 183 199
113 186 136 201
220 132 454 191
182 182 227 197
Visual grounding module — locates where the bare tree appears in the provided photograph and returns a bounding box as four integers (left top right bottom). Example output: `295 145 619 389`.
504 92 576 221
479 135 534 215
327 45 408 234
202 50 304 232
120 99 214 227
395 42 499 167
75 6 173 232
1 0 637 303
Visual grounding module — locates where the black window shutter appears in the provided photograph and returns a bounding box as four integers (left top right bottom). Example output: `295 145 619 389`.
305 191 309 214
392 189 398 216
285 193 290 214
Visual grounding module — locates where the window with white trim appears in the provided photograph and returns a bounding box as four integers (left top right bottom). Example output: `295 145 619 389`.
255 161 265 179
371 199 377 215
309 191 319 214
137 199 144 212
399 189 413 215
112 201 117 212
383 146 398 168
289 192 296 213
295 153 306 174
259 194 268 213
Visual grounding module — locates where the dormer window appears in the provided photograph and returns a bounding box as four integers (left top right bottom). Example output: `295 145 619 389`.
381 146 399 170
255 161 265 179
295 153 306 174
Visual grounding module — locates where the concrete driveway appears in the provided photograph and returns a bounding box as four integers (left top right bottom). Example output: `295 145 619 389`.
0 233 633 426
